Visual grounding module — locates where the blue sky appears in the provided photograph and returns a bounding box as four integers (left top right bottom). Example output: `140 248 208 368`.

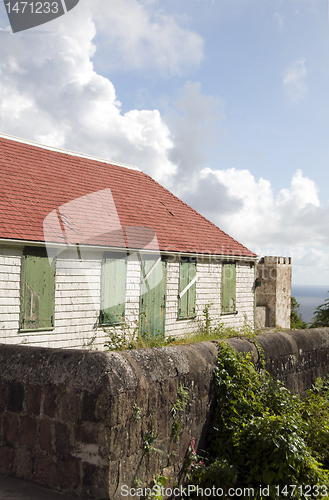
1 0 329 285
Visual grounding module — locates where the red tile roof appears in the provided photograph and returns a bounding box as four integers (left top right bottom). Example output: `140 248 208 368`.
0 134 256 258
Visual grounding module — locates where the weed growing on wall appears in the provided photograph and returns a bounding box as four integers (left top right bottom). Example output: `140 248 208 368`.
103 314 175 351
104 304 260 352
171 384 190 441
189 342 329 499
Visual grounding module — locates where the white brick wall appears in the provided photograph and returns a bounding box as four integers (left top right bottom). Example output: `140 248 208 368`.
0 247 22 343
164 259 255 337
0 246 255 348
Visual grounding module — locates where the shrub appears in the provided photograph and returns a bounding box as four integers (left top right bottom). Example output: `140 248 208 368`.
191 343 329 499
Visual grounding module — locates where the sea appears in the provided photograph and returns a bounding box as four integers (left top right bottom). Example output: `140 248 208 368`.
291 285 329 324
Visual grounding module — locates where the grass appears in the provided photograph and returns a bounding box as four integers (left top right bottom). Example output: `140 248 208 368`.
103 307 262 352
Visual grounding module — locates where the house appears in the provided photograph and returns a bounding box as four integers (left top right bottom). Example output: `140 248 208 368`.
0 133 258 349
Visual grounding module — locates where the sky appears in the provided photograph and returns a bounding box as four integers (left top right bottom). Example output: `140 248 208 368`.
0 0 329 285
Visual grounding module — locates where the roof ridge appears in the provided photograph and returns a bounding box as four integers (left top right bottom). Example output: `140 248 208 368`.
0 132 141 172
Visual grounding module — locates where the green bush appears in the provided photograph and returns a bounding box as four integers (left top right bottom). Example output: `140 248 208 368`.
191 343 329 499
309 294 329 328
291 297 308 329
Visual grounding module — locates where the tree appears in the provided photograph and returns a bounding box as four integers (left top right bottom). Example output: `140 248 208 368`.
309 293 329 328
290 296 308 329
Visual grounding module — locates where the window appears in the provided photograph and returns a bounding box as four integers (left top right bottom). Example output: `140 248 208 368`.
221 262 236 314
178 257 197 319
100 253 127 325
20 247 55 331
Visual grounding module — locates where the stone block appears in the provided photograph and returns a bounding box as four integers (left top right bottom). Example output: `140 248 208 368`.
39 419 52 453
61 390 81 423
26 385 42 416
33 452 57 488
57 457 80 491
127 419 143 455
82 462 110 500
55 422 71 458
43 385 59 418
7 380 24 412
74 421 98 445
82 390 101 423
95 394 117 426
15 447 32 479
0 380 7 413
3 413 19 445
19 415 37 449
0 446 14 474
106 425 129 462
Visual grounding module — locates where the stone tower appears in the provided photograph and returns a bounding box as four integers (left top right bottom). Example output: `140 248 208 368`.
256 256 292 329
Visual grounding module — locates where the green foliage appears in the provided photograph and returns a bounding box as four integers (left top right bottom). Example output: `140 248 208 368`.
171 385 190 441
143 422 158 453
171 420 182 441
145 475 167 500
291 296 308 329
143 421 165 455
309 293 329 328
302 375 329 469
133 403 142 421
203 303 213 335
171 385 189 418
104 314 176 351
191 342 329 499
104 303 262 352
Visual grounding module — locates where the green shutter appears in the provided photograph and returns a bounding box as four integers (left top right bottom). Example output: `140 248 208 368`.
178 261 189 319
20 248 55 330
188 265 196 317
100 254 126 325
221 262 236 314
140 258 167 338
178 259 196 319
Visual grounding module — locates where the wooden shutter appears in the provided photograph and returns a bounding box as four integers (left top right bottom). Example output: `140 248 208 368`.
140 257 167 338
221 262 236 314
20 248 55 330
178 259 196 319
100 254 126 325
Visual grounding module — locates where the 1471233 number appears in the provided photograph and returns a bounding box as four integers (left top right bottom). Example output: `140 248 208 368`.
275 485 328 497
5 2 59 14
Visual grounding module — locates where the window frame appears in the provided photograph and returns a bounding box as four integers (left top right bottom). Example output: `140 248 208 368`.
19 247 56 332
99 252 127 326
221 261 237 315
178 257 197 320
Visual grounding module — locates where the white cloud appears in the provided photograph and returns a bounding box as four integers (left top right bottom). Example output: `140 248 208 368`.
86 0 204 76
283 57 308 102
177 167 329 283
180 167 329 248
0 3 179 184
164 81 225 182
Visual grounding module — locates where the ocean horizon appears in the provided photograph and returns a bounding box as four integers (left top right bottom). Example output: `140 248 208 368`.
291 285 329 324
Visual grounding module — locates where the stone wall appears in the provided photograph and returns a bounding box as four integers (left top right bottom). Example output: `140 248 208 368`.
0 341 218 499
229 327 329 396
1 328 329 498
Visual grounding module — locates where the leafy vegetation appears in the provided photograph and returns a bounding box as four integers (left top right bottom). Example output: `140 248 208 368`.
104 305 259 352
189 343 329 499
290 296 308 329
309 293 329 328
103 313 177 351
171 384 190 441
